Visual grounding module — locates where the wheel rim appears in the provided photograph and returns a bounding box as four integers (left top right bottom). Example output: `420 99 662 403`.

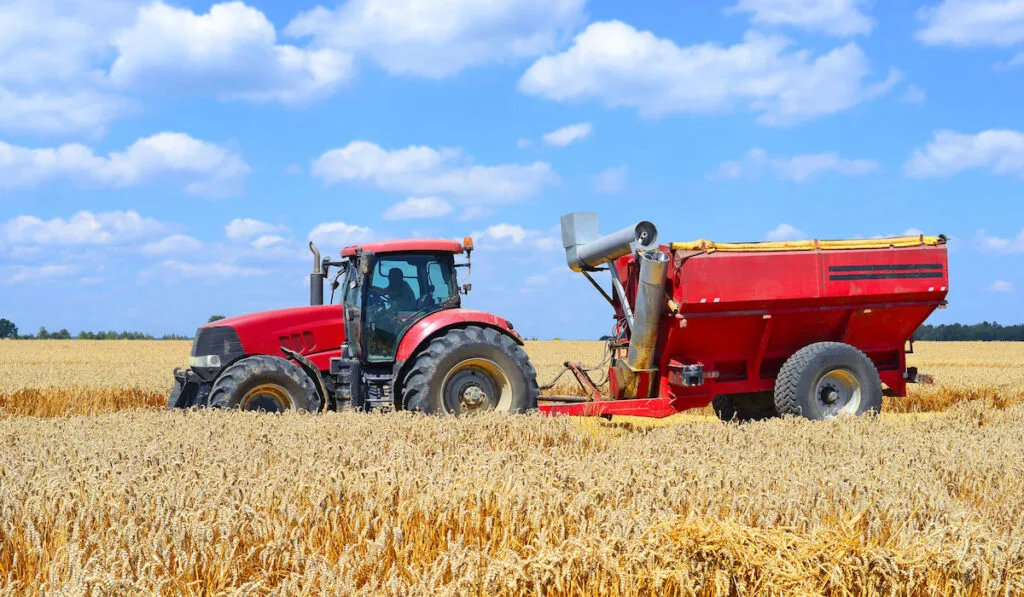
241 383 292 412
814 368 861 419
440 358 512 414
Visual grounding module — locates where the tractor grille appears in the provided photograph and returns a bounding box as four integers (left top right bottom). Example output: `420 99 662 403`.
191 326 244 381
192 326 243 357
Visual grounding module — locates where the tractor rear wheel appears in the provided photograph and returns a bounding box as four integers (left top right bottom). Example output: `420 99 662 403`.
774 342 882 420
401 326 538 415
208 355 320 413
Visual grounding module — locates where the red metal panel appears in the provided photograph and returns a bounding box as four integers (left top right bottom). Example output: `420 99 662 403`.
207 305 344 366
394 309 522 362
540 397 681 418
341 239 463 257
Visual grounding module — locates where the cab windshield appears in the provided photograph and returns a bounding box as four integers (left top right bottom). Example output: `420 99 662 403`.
347 252 458 362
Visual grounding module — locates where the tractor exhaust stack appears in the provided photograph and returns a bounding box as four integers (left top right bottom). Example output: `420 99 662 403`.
309 241 324 306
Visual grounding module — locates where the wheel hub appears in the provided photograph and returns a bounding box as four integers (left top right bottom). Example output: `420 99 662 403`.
815 369 862 418
241 383 291 413
440 358 512 414
460 384 488 408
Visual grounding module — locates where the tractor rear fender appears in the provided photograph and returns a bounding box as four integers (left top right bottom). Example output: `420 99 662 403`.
392 309 524 400
395 309 523 362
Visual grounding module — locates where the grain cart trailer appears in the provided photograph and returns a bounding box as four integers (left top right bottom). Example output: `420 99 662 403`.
539 213 949 421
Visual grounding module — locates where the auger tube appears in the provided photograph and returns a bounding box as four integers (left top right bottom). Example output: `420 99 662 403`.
561 212 657 272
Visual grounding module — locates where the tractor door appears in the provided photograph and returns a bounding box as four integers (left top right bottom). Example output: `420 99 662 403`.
341 258 365 359
364 252 457 362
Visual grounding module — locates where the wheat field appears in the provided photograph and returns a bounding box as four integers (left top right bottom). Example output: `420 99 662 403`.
1 340 1024 595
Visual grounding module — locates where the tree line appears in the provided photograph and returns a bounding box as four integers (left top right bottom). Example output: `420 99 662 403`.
3 317 1024 342
913 322 1024 342
0 316 226 340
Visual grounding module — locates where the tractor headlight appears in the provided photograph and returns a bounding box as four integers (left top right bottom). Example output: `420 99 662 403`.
189 354 222 368
189 326 244 381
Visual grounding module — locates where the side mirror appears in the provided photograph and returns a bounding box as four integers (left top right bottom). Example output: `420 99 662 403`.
461 283 472 295
359 251 375 277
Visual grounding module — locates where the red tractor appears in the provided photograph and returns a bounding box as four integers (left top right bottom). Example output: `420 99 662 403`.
169 237 538 414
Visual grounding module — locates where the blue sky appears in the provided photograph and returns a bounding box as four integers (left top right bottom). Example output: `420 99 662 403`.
0 0 1022 340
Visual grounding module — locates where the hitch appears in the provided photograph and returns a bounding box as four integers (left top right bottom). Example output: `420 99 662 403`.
904 367 934 385
566 361 604 402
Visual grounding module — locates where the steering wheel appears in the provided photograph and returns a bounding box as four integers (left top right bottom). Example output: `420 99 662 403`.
367 288 390 309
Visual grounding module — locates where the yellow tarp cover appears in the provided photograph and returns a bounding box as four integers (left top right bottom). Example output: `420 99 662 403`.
671 235 945 253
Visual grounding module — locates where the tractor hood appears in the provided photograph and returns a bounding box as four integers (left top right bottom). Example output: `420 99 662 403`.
203 305 344 360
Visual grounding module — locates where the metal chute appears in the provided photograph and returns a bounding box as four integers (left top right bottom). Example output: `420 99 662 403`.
561 212 657 272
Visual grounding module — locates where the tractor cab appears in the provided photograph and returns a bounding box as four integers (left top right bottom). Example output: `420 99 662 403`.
336 239 469 364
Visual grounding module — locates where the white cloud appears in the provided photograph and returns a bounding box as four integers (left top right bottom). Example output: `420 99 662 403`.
519 22 900 126
0 1 140 136
1011 50 1024 66
225 218 280 241
516 138 533 149
708 148 880 182
251 235 286 249
482 223 529 243
159 259 270 279
765 223 804 241
0 133 249 197
0 0 136 87
725 0 873 36
2 210 163 246
311 141 558 203
285 0 585 79
903 129 1024 178
904 228 925 236
109 1 353 105
901 84 927 104
6 263 80 284
382 197 453 220
0 87 136 137
459 205 493 221
142 234 203 255
471 223 558 251
990 280 1015 292
977 229 1024 253
542 122 592 147
309 221 374 249
594 165 628 194
916 0 1024 47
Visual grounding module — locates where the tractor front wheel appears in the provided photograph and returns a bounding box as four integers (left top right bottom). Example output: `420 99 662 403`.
208 355 320 413
401 326 538 415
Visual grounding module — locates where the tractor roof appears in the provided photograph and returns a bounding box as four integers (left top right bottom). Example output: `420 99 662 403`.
341 239 463 257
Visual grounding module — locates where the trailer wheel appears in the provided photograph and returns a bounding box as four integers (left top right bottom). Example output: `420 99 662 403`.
208 355 320 413
401 326 538 415
713 392 777 422
774 342 882 420
711 395 737 422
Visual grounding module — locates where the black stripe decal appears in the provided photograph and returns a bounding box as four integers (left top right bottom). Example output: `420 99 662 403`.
829 263 944 273
830 272 945 281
